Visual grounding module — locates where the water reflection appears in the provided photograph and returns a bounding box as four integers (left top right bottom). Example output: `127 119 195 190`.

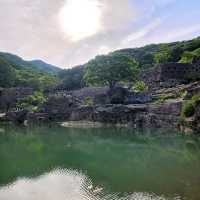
0 124 200 199
0 169 179 200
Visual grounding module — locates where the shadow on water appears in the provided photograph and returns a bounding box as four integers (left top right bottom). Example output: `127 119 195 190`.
0 123 200 200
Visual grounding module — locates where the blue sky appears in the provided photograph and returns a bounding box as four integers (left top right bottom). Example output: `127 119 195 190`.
123 0 200 47
0 0 200 68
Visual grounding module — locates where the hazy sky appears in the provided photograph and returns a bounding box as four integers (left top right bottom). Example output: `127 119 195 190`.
0 0 200 68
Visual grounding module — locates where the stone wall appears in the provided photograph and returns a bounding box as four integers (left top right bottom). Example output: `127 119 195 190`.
141 62 200 91
140 67 161 91
160 63 200 81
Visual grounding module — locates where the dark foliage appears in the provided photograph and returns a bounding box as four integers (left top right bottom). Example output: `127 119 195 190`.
0 53 58 90
58 65 86 90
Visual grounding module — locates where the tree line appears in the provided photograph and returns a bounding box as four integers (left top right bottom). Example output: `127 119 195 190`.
1 36 200 91
59 36 200 90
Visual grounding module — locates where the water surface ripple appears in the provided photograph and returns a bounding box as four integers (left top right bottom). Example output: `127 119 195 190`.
0 124 200 200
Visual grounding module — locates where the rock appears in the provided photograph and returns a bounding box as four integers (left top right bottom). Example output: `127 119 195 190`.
6 110 27 124
184 82 200 99
188 102 200 133
92 102 181 129
0 87 33 112
108 86 128 104
148 100 182 116
140 62 200 91
192 56 200 65
93 104 147 125
0 113 6 121
94 93 110 105
72 87 109 100
1 98 182 130
61 121 107 128
33 99 182 130
70 106 94 121
42 94 80 120
124 92 152 104
27 112 50 124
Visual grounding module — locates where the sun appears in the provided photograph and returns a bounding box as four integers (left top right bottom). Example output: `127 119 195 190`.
59 0 102 42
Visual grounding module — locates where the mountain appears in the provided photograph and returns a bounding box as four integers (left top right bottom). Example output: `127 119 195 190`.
113 36 200 68
29 60 61 75
0 52 59 89
58 36 200 91
0 52 61 75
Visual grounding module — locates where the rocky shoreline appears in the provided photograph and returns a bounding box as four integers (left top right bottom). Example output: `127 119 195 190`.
0 99 184 130
1 61 200 134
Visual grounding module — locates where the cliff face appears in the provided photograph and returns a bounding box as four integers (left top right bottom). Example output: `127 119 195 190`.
2 61 200 134
140 62 200 91
23 81 200 133
67 101 182 129
24 99 182 130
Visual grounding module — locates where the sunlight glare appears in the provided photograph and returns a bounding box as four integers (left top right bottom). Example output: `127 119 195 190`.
59 0 102 42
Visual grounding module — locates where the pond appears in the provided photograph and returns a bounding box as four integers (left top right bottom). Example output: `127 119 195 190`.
0 124 200 200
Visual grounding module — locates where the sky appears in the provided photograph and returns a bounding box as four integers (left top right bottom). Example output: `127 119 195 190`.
0 0 200 68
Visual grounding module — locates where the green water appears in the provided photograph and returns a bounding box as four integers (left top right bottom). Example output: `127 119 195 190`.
0 124 200 200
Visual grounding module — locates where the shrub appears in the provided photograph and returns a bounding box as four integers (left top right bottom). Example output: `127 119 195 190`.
179 51 194 64
132 81 147 92
83 97 93 106
17 92 47 112
179 48 200 64
191 95 200 105
181 101 195 118
176 90 188 99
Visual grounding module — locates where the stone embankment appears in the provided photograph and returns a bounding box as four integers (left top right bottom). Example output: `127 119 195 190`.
1 82 200 134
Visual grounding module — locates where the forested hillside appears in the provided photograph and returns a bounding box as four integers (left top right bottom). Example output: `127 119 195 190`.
0 52 59 90
1 36 200 91
115 36 200 68
59 36 200 90
0 52 61 74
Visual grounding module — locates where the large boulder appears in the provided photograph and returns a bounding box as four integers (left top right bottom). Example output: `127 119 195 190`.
108 86 129 104
93 104 147 125
41 94 80 120
124 92 152 104
70 106 94 121
27 112 50 124
91 101 181 129
72 87 109 104
6 110 27 124
94 93 110 105
184 82 200 99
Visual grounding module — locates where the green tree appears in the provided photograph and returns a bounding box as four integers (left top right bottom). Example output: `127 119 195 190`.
179 51 194 64
0 57 16 87
168 45 184 62
179 48 200 64
17 91 47 112
15 68 58 91
84 53 139 88
154 52 170 64
58 65 85 90
154 44 171 64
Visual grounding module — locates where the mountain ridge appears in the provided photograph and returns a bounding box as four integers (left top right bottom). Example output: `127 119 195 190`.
0 52 62 75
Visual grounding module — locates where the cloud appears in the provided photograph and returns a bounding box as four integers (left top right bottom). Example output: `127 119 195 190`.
159 24 200 42
0 0 134 68
122 18 164 45
0 0 199 68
